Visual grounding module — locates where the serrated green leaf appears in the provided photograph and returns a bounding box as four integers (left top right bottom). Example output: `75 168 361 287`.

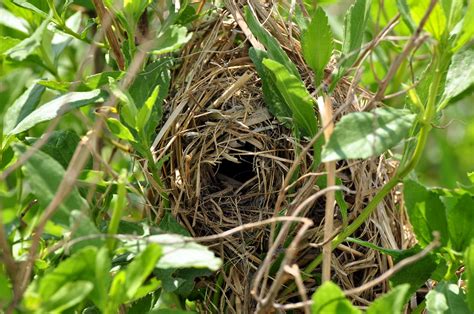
13 144 88 226
3 83 45 135
151 25 192 56
366 284 410 314
312 281 361 314
404 179 449 247
426 281 471 314
442 46 474 103
5 19 48 61
302 7 333 86
443 194 474 251
321 107 416 162
9 89 106 135
262 59 318 138
244 6 300 79
340 0 372 71
409 0 446 40
465 240 474 311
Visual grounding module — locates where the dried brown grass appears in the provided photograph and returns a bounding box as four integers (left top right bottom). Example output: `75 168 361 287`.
150 1 414 312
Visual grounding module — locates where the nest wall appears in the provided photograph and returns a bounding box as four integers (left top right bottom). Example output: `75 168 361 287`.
151 2 412 312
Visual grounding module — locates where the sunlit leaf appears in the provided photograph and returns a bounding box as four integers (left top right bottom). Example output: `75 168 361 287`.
262 58 318 138
3 83 45 135
312 281 360 314
426 281 471 314
41 281 93 313
302 7 333 86
5 19 48 61
9 89 106 135
151 25 192 56
340 0 372 71
442 46 474 104
321 107 416 162
452 0 474 51
443 194 474 251
409 0 446 40
244 6 300 79
366 284 410 314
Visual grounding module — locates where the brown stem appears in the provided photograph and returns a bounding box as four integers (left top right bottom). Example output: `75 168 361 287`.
91 0 125 70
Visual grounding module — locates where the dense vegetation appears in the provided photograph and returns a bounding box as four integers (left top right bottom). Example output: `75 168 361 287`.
0 0 473 313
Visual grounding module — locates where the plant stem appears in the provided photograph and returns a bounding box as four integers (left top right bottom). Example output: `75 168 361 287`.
283 44 446 298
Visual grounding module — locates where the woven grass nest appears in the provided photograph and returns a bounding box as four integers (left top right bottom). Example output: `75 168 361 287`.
151 1 412 312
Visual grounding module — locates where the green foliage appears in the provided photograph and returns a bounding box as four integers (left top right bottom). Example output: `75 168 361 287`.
8 89 106 135
426 282 471 314
321 107 416 162
311 281 360 314
302 7 333 86
1 0 474 312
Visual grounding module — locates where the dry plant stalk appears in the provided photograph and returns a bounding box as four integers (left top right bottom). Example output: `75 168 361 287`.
318 95 336 283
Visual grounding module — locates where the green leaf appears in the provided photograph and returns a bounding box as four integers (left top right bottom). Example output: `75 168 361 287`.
0 36 22 55
443 194 474 251
69 210 106 254
262 59 318 138
248 48 292 125
302 7 333 85
38 71 124 92
124 244 162 300
452 0 474 51
244 6 300 79
5 19 48 61
3 83 45 135
127 234 221 271
441 0 463 31
0 269 12 305
13 144 87 226
11 0 49 18
366 284 410 314
106 117 136 142
0 8 29 34
389 245 438 296
136 85 159 139
128 59 171 142
321 107 416 162
311 281 361 314
408 0 446 40
9 89 106 135
158 211 191 237
41 281 94 313
32 130 81 169
151 25 192 56
442 46 474 103
346 237 404 258
95 247 112 311
426 281 471 314
340 0 372 70
465 240 474 311
404 179 449 247
37 247 98 301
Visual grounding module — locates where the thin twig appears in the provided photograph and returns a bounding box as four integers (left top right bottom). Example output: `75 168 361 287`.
273 232 440 310
365 0 438 111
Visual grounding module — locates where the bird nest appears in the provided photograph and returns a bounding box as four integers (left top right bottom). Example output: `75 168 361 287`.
151 2 412 312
